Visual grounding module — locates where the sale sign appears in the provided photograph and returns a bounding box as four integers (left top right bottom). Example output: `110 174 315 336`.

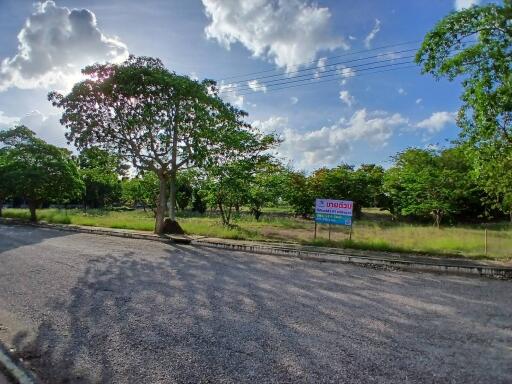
315 199 353 226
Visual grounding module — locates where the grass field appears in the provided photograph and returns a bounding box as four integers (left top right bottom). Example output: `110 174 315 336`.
2 207 511 261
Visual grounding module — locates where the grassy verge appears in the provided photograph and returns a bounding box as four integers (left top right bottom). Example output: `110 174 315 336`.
2 208 511 261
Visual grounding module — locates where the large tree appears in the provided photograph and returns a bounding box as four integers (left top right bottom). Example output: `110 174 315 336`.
416 1 512 219
0 126 83 221
416 1 511 144
50 55 258 234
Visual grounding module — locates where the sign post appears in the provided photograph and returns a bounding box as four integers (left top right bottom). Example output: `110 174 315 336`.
314 198 354 240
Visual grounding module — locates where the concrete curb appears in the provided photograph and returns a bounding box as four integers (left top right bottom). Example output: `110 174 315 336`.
1 218 510 279
0 343 38 384
0 218 190 244
192 238 512 279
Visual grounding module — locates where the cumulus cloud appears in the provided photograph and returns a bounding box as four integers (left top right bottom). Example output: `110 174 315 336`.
202 0 347 72
0 109 69 147
364 19 381 49
247 79 267 93
218 82 244 107
339 90 355 107
454 0 481 10
416 98 423 104
415 111 456 134
253 109 408 169
0 111 19 127
290 96 299 104
20 110 68 146
0 1 128 92
398 87 407 95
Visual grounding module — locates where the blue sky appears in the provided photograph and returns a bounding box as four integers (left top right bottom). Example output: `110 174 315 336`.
0 0 495 170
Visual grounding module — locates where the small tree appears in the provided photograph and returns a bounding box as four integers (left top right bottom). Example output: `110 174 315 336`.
122 172 159 214
0 126 83 221
247 161 286 221
200 160 253 226
50 55 251 234
383 148 477 227
283 170 314 218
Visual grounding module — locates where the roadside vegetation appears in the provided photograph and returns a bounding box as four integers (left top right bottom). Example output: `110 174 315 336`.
2 207 510 261
0 3 511 261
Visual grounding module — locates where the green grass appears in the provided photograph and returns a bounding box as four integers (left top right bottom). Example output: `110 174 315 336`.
2 208 511 261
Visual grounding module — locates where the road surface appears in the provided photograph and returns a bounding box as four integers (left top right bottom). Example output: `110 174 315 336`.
0 225 511 383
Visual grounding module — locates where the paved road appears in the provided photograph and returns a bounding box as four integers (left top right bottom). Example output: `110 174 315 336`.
0 225 511 384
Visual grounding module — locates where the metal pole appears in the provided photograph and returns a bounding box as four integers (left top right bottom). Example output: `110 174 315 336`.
328 223 331 241
314 220 317 240
484 228 488 256
349 222 353 241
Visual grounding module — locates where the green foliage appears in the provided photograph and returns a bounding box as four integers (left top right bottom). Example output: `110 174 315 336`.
0 126 83 221
50 55 274 233
199 159 256 226
416 1 511 145
383 147 482 226
247 161 287 221
282 171 315 218
470 141 512 219
78 147 124 208
416 2 512 221
122 172 159 215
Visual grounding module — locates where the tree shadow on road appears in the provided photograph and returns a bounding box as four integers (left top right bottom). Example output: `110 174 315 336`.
0 224 73 254
10 243 512 383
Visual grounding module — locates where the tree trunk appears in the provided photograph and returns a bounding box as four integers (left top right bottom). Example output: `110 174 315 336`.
154 174 168 234
168 108 179 222
169 169 177 221
218 201 227 226
28 200 37 222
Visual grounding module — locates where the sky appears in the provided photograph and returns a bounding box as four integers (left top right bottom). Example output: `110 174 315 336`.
0 0 495 171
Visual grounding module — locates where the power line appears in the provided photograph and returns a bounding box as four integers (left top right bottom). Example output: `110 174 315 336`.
225 55 416 94
236 63 417 96
217 39 422 82
223 47 420 86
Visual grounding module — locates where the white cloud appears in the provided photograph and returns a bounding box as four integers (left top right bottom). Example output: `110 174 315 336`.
454 0 481 10
339 90 355 107
0 109 69 148
337 65 356 85
218 82 244 107
290 96 299 104
253 109 408 169
0 1 128 92
415 111 456 134
247 79 267 93
398 87 407 95
202 0 347 72
314 57 327 79
0 111 19 127
416 98 423 104
364 19 381 49
19 110 68 146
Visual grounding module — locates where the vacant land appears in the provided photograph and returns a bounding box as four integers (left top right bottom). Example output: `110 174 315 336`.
1 225 511 383
2 207 511 260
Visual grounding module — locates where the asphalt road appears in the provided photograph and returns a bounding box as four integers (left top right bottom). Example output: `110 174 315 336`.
0 225 511 384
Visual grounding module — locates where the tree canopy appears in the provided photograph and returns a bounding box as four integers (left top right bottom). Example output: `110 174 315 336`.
49 55 274 233
0 126 83 221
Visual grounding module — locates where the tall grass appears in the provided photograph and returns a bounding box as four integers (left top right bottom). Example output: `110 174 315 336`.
2 208 510 261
